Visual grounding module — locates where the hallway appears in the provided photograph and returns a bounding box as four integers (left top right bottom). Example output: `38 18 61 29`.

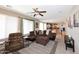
55 33 75 54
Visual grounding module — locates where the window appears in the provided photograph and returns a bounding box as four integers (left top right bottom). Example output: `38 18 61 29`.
0 14 19 39
5 15 19 37
0 15 6 39
43 23 47 30
23 19 34 34
39 22 44 30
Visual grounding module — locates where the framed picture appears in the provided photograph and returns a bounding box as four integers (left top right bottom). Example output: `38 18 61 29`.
68 17 72 28
47 23 52 30
35 22 39 28
73 11 79 27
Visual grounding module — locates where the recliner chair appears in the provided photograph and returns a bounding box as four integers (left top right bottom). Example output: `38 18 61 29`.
5 33 24 52
28 31 36 41
64 35 75 52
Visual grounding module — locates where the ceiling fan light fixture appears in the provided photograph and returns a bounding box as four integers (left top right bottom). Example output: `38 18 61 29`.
29 8 47 17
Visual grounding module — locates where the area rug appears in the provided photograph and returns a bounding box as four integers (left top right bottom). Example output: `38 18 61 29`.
11 40 58 54
0 40 58 54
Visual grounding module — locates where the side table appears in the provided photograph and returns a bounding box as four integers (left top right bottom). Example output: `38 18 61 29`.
24 37 32 47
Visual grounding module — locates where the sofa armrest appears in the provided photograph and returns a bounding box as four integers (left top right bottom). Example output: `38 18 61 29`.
5 41 9 46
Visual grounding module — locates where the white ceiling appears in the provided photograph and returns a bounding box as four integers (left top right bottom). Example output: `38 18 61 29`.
9 5 74 22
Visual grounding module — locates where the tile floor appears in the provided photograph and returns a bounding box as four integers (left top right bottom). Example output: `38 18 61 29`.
55 34 75 54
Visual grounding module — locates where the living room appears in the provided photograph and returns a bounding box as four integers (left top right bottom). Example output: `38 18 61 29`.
0 0 79 59
0 5 79 54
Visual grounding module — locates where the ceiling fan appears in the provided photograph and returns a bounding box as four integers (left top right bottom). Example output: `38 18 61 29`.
31 8 47 17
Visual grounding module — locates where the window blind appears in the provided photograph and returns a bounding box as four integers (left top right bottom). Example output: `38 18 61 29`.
23 19 34 34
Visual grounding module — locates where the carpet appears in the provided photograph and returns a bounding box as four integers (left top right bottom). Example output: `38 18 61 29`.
14 40 58 54
0 40 58 54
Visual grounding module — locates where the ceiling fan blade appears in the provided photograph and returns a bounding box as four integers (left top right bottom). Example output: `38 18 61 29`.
33 14 36 17
39 11 46 13
39 13 43 16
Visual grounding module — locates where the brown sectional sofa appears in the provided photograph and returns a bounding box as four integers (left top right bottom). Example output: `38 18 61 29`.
28 30 56 46
36 35 49 46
